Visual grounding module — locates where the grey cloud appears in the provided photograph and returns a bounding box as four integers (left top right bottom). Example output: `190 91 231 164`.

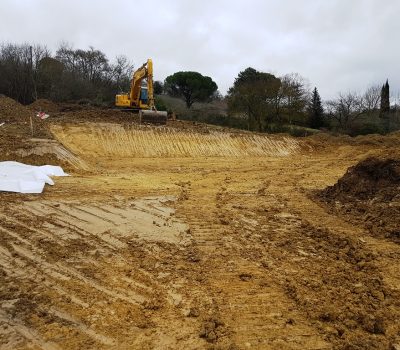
0 0 399 99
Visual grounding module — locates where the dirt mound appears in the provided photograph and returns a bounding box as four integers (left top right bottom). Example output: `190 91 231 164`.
0 96 53 155
51 108 140 124
72 108 138 121
319 157 400 242
305 132 400 153
28 99 60 113
0 95 32 122
322 157 400 201
352 132 400 148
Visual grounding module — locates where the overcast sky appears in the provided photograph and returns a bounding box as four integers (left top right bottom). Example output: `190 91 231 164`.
0 0 399 99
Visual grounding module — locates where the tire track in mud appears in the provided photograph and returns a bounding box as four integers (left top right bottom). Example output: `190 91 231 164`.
0 224 147 304
172 181 331 349
172 165 399 349
0 196 196 349
0 309 62 350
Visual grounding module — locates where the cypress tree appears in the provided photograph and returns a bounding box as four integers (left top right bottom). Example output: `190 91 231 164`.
308 87 324 128
380 79 390 116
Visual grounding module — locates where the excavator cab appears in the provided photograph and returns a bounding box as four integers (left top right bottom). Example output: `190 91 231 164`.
140 85 148 105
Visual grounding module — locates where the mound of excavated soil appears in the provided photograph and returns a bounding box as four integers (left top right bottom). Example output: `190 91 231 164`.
72 108 139 121
28 99 60 113
323 157 400 201
319 157 400 242
0 96 53 156
0 95 33 122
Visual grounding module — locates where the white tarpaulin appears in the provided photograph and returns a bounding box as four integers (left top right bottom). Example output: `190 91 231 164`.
0 161 68 194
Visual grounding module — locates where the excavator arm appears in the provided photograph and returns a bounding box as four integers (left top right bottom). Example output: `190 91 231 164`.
128 59 154 109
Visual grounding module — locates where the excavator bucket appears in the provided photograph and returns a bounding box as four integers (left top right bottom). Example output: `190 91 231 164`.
139 110 168 125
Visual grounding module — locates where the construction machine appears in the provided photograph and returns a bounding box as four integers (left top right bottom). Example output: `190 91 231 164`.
115 59 168 124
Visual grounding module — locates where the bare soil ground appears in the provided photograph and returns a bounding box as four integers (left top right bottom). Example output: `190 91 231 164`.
318 157 400 244
1 98 400 349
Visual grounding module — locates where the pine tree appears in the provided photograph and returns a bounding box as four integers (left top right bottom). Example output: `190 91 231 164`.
308 87 324 128
380 79 390 116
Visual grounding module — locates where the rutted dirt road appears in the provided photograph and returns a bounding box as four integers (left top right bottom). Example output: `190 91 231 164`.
1 122 400 349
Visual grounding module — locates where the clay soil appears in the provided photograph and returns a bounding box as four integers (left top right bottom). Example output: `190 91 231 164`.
1 100 400 350
318 157 400 245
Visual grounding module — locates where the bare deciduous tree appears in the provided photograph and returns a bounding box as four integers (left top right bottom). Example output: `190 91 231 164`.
108 55 134 91
277 73 310 123
363 85 381 112
0 41 135 104
0 43 49 103
326 92 364 130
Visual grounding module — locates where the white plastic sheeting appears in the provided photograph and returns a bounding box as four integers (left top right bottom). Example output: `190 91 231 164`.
0 161 68 194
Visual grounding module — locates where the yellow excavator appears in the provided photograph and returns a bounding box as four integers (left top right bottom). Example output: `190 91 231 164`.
115 59 168 124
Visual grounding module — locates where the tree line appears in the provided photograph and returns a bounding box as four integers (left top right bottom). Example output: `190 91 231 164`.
0 42 133 105
224 68 399 135
157 68 399 135
324 80 399 135
1 42 398 135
